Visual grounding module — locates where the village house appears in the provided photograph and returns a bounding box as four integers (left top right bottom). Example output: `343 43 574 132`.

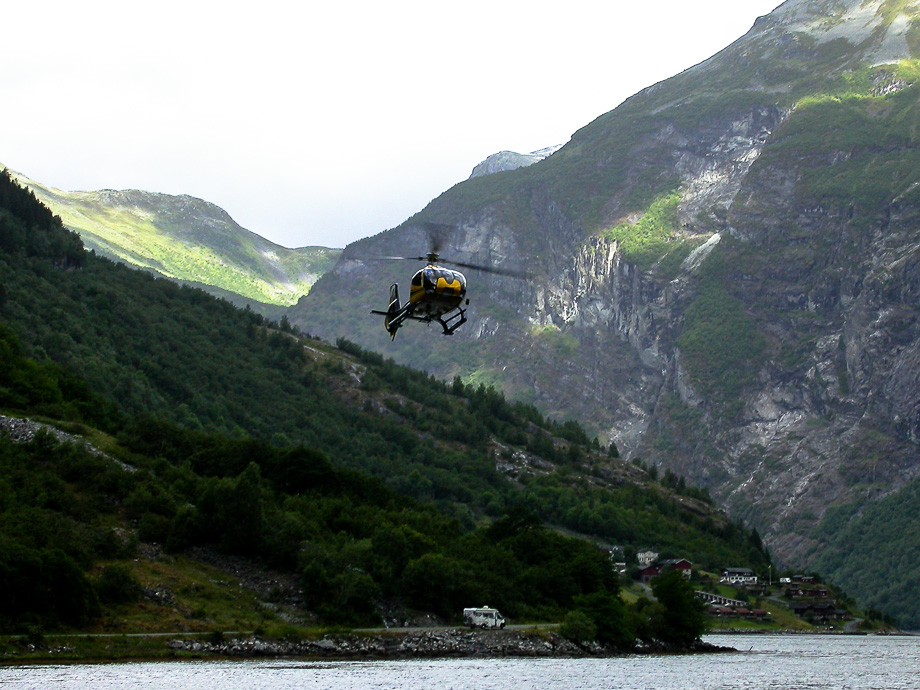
720 567 758 585
791 601 850 624
640 564 660 584
639 557 693 583
637 548 658 567
786 584 830 599
706 605 770 621
744 581 769 596
659 558 693 579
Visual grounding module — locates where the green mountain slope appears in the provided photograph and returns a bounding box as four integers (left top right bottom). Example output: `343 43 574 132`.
291 0 920 628
0 169 769 638
5 168 340 311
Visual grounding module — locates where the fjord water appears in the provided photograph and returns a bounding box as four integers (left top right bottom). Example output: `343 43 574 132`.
2 635 917 689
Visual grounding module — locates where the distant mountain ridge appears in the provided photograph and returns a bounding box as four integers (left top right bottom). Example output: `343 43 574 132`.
5 168 340 312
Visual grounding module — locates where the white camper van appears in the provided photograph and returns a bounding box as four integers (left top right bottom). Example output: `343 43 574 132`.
463 606 506 629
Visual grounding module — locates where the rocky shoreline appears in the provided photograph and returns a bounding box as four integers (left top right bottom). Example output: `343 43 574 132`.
165 628 736 659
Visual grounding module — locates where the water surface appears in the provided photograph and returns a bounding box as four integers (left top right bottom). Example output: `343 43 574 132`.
1 634 917 689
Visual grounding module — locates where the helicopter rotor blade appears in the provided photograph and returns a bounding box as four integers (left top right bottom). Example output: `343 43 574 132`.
443 258 533 279
369 255 530 277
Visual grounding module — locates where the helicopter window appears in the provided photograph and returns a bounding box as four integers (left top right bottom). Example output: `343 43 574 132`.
414 267 466 291
423 268 444 289
428 268 462 285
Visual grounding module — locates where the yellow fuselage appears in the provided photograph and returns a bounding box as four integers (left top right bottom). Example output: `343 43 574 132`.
408 265 467 317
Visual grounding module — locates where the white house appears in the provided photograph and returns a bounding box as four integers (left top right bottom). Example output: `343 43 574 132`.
720 567 758 585
637 548 659 567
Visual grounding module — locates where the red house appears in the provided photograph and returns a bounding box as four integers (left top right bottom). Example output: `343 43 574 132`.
659 558 693 579
640 564 661 583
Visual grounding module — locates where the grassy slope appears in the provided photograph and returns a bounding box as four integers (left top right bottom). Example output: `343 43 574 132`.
6 169 340 307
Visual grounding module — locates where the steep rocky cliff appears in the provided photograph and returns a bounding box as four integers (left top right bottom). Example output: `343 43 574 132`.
291 0 920 626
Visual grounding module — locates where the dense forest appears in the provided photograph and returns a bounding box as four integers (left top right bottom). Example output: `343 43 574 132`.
1 169 766 643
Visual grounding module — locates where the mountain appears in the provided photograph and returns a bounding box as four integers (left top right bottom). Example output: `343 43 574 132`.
0 169 769 637
5 168 340 314
290 0 920 627
469 146 563 179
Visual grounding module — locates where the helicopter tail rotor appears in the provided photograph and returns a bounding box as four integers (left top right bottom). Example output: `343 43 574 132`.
371 283 405 339
384 283 401 340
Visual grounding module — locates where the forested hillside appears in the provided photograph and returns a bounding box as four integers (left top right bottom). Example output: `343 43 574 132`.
1 168 767 638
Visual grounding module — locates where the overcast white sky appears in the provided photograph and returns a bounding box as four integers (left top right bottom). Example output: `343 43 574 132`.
3 0 782 249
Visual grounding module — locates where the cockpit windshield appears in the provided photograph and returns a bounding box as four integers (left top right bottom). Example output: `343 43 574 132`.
423 267 466 289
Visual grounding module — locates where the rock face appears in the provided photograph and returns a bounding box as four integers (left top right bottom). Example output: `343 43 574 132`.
469 146 563 179
291 0 920 626
0 415 134 473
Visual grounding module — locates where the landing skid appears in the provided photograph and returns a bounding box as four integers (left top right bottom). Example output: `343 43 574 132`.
370 306 467 337
372 293 469 338
436 306 466 335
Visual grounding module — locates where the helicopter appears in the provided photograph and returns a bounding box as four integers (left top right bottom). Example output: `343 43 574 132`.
370 223 527 340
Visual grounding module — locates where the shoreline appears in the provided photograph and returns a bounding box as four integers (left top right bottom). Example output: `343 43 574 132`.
1 628 735 665
5 626 908 665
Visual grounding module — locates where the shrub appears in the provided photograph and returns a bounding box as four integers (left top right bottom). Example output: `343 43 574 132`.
94 564 141 605
560 610 596 644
